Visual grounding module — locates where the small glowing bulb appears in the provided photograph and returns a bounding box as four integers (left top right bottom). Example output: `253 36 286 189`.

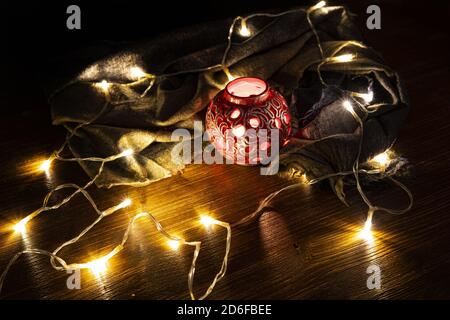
223 67 235 82
371 152 391 167
118 198 132 209
343 100 353 112
87 259 108 275
96 80 111 92
239 19 251 37
39 158 53 173
167 239 181 250
333 54 355 62
13 220 27 234
200 215 216 228
130 67 147 79
361 91 374 103
312 1 326 10
359 218 373 242
121 149 134 157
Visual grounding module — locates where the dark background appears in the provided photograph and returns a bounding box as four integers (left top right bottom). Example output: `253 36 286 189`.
2 0 450 300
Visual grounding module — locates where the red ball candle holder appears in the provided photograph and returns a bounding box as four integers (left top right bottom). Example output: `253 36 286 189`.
206 77 292 165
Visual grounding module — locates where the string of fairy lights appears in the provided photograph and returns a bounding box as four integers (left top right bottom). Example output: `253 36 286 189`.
0 1 413 299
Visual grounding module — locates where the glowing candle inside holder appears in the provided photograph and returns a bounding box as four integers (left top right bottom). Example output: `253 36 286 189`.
206 77 292 165
227 77 267 98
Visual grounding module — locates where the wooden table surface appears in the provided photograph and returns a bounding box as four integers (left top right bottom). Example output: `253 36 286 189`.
1 1 450 299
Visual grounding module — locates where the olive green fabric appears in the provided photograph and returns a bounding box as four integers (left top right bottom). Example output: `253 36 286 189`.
50 6 408 188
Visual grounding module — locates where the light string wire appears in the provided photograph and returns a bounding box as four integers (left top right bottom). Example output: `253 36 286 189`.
1 1 412 299
234 1 413 230
0 210 231 301
345 99 413 235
